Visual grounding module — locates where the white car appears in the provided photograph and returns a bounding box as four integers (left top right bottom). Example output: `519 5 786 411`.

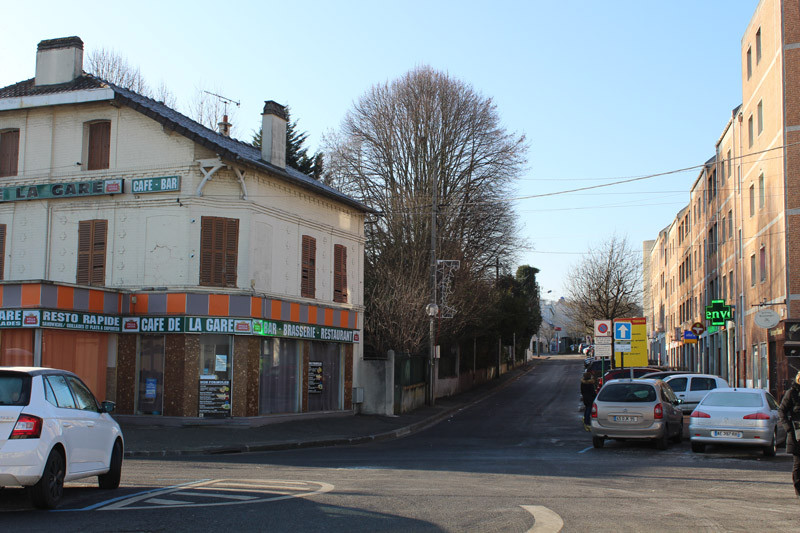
662 374 728 412
0 367 124 509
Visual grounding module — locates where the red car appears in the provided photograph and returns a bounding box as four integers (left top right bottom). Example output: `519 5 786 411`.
599 367 662 387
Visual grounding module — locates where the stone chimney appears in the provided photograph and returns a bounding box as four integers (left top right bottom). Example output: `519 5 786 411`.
35 37 84 86
261 100 287 168
218 114 232 137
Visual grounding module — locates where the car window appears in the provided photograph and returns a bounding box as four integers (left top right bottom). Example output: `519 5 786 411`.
598 383 657 403
66 376 99 411
0 374 30 406
44 375 77 409
766 393 779 410
701 391 763 407
661 383 678 403
690 377 718 391
666 377 687 392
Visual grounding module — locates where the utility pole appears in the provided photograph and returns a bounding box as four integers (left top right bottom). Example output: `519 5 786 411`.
426 149 438 407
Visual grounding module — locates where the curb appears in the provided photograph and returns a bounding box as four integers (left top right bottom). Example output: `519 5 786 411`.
124 361 539 458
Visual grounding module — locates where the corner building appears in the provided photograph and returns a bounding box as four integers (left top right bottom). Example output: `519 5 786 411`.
0 37 369 418
645 0 800 399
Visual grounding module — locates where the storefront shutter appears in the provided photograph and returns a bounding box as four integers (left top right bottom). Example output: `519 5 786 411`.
0 130 20 177
301 235 316 298
334 244 347 303
88 121 111 170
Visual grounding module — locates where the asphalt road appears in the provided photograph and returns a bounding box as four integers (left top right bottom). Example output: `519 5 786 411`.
2 355 798 531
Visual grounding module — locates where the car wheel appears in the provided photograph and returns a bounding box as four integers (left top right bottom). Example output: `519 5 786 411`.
29 448 65 509
691 441 705 453
99 440 123 489
655 427 669 450
592 435 605 448
763 428 777 457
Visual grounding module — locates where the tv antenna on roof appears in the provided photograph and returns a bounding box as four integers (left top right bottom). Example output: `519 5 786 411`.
203 90 240 114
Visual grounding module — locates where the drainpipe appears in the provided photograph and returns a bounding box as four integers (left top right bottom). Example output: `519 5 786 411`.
736 109 746 387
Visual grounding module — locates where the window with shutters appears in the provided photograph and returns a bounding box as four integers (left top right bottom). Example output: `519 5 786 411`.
0 129 20 177
200 217 239 287
0 224 5 280
86 121 111 170
77 220 107 286
333 244 347 303
301 235 316 298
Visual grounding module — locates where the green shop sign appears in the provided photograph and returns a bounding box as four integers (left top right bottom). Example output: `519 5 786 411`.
705 299 733 327
0 179 122 202
0 310 121 332
130 176 181 194
253 319 359 343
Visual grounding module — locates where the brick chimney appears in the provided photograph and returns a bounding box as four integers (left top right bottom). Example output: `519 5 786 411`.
35 37 84 86
261 100 287 168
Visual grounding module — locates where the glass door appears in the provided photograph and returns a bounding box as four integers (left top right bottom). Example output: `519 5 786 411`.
136 335 165 415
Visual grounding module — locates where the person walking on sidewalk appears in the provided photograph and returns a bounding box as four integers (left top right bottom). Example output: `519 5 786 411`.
778 370 800 497
580 371 597 432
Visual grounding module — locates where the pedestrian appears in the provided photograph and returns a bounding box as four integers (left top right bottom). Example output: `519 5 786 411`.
778 370 800 498
580 371 597 432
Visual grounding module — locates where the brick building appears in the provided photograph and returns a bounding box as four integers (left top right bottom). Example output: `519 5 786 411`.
645 0 800 399
0 37 370 419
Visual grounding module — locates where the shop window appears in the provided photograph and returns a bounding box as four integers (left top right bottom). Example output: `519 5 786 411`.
200 216 239 287
86 120 110 170
136 335 165 415
0 129 19 177
333 244 347 303
307 341 343 412
301 235 316 298
0 224 5 280
77 219 107 286
199 334 231 380
259 338 301 415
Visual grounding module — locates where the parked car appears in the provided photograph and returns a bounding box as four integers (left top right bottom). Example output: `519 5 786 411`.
591 378 684 450
585 358 613 377
639 370 691 380
662 374 728 412
0 367 124 509
598 367 661 387
689 387 784 456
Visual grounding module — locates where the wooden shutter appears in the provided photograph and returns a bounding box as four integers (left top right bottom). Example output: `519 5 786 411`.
77 220 107 286
200 216 238 287
0 130 20 177
0 224 5 280
333 244 347 303
88 121 111 170
301 235 316 298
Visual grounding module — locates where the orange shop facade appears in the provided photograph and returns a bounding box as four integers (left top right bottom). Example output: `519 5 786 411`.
0 282 360 418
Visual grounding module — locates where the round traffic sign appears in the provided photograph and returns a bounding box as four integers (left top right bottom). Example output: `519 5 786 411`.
597 323 608 334
691 322 705 336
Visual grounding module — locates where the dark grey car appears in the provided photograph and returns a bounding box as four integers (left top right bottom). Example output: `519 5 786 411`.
591 378 684 450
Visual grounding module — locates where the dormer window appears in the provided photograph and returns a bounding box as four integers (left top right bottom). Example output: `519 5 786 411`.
85 120 110 170
0 129 20 177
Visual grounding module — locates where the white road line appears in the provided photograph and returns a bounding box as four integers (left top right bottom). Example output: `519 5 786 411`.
578 446 593 453
521 505 564 533
146 498 191 506
172 491 256 501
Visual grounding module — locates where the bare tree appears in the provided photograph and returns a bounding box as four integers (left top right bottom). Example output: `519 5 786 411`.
190 86 239 136
325 66 527 355
563 234 643 334
85 48 177 108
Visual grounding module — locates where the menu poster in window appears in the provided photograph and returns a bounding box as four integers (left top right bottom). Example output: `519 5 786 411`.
198 380 231 418
215 355 227 372
308 361 323 394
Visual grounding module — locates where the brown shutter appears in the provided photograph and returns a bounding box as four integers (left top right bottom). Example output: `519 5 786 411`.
334 244 347 303
88 121 111 170
0 130 20 177
0 224 6 280
77 221 92 285
200 216 238 287
301 235 316 298
91 220 107 285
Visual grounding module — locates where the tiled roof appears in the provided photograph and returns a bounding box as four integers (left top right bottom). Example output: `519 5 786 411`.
0 74 371 213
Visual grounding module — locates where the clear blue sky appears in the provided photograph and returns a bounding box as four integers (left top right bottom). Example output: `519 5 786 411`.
1 0 759 301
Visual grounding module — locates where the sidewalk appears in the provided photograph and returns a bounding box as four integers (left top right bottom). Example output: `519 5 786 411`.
119 359 545 457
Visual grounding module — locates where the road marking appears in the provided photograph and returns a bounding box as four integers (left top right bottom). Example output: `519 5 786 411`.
578 446 592 453
94 479 334 511
521 505 564 533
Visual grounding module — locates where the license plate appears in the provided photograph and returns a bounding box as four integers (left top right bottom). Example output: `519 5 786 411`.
711 430 743 438
613 415 638 423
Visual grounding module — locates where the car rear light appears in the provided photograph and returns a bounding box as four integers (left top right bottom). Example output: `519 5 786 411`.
597 378 603 387
10 414 42 439
743 412 770 420
591 403 597 418
654 403 663 419
691 411 711 418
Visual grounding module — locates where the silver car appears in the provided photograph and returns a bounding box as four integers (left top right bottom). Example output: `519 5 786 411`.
662 373 728 412
689 387 784 456
591 378 684 450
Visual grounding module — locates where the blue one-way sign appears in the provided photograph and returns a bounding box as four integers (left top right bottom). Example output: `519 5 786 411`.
614 322 631 341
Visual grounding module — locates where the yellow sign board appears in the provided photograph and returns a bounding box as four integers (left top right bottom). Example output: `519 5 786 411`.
614 317 647 366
